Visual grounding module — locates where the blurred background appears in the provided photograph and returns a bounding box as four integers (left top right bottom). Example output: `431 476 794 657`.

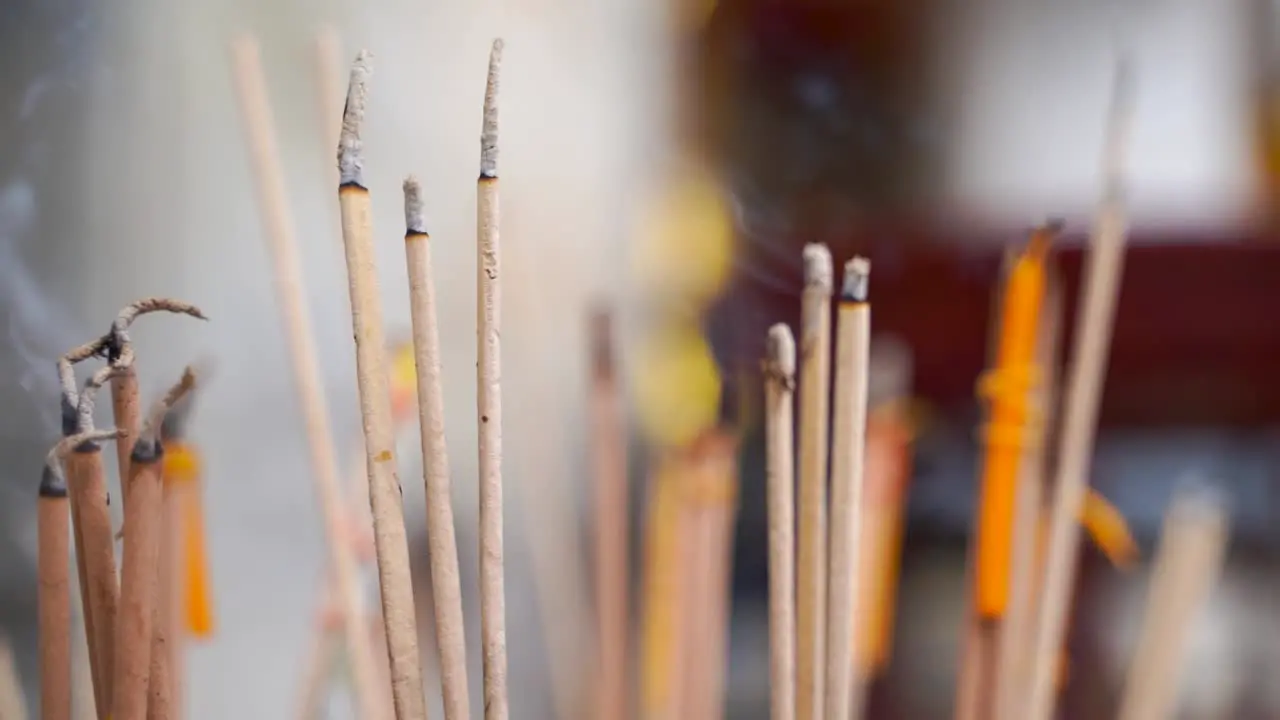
2 0 1280 718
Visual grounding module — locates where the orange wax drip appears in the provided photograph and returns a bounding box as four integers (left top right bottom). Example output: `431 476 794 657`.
163 443 215 639
974 232 1049 619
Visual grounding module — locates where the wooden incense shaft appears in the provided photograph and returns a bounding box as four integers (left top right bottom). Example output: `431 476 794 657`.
336 52 426 720
146 479 182 720
589 308 629 720
230 36 385 720
60 410 107 719
825 258 872 720
39 468 73 720
477 39 509 720
639 455 686 720
1116 492 1229 720
65 443 119 720
974 233 1050 619
795 244 833 720
690 433 739 720
112 440 165 720
403 178 472 720
764 325 797 720
110 368 142 508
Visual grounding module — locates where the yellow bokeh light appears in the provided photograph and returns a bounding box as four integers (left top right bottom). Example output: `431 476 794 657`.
631 322 723 449
631 167 734 307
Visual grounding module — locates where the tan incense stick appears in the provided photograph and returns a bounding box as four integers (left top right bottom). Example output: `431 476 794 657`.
312 25 344 184
146 474 180 720
825 258 872 720
112 370 195 720
229 35 387 720
1116 490 1229 720
0 634 29 720
764 324 796 720
589 306 629 720
795 243 833 720
403 177 472 720
335 48 428 720
477 39 510 720
1025 60 1136 720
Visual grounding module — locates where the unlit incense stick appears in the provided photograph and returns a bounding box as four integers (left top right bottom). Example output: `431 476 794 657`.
229 35 387 720
764 324 796 720
1025 60 1136 720
335 48 428 720
477 39 510 720
795 243 833 720
403 177 472 720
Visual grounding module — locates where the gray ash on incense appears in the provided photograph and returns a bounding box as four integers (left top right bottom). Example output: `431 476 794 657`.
109 298 207 361
480 39 504 180
74 364 117 449
403 176 428 237
132 366 197 463
41 429 121 498
337 50 373 189
840 257 870 303
38 465 66 498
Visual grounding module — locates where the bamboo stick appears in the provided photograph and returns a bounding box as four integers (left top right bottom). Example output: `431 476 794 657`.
764 324 796 720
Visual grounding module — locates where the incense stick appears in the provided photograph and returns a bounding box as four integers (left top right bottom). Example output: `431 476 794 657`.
1025 60 1136 720
477 39 510 720
795 243 833 720
335 48 428 720
825 258 872 720
312 25 344 185
764 324 796 720
1116 490 1229 720
41 431 119 720
0 634 29 720
403 176 472 720
589 306 629 720
229 35 388 720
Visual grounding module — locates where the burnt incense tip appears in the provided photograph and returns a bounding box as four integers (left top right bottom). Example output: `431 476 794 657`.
141 366 198 446
130 437 163 464
337 50 373 187
60 395 78 437
802 243 833 293
480 38 504 179
841 256 870 302
39 465 67 498
45 428 124 484
403 176 428 235
765 323 796 378
161 391 196 442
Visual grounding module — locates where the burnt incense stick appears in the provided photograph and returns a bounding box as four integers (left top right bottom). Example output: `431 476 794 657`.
764 324 796 720
796 243 833 720
229 34 387 720
335 48 428 720
403 177 472 720
477 39 509 720
41 430 119 720
589 307 629 720
1025 60 1136 720
111 369 195 720
825 258 872 720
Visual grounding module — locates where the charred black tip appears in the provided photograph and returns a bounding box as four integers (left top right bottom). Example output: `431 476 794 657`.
130 437 164 464
39 465 67 498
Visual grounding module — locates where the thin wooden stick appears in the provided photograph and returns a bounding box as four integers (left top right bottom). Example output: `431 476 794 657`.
229 35 388 720
1116 490 1229 720
824 258 872 720
41 432 118 720
335 48 428 720
112 370 195 720
403 177 472 720
764 324 796 720
589 306 629 720
312 25 344 186
1025 60 1136 720
0 634 29 720
638 454 686 720
694 433 739 720
795 243 833 720
477 39 510 720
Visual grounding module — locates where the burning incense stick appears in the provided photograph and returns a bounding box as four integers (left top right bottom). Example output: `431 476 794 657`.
825 258 872 720
1025 60 1136 720
764 324 796 720
589 306 629 720
41 430 120 720
335 48 427 720
111 369 195 720
796 243 833 720
476 39 510 720
1116 490 1229 720
403 177 472 720
229 35 388 720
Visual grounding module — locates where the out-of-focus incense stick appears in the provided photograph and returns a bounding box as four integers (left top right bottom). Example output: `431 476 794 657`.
229 35 387 720
825 258 872 720
1026 60 1136 720
589 306 629 720
335 48 428 720
111 369 195 720
312 25 344 186
764 324 796 720
477 39 510 720
639 453 686 720
403 177 472 720
796 243 833 720
1116 490 1229 720
0 635 28 720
